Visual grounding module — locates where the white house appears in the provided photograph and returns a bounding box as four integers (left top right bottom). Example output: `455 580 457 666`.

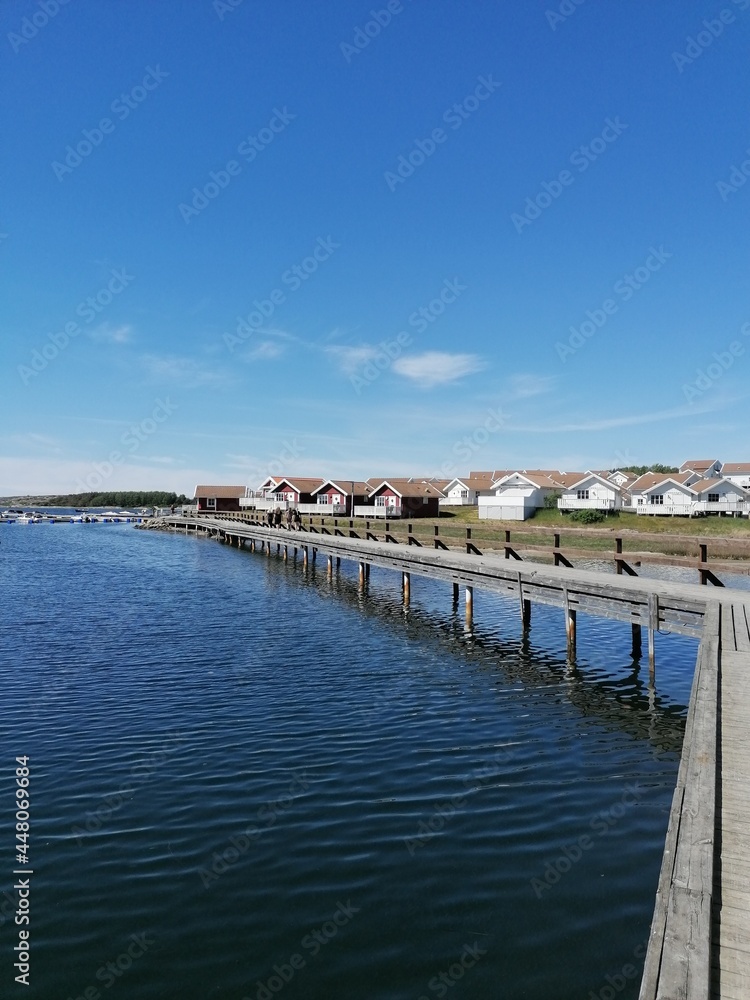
440 475 495 506
557 472 622 512
631 472 699 515
691 477 750 516
720 462 750 490
679 458 722 479
479 471 582 521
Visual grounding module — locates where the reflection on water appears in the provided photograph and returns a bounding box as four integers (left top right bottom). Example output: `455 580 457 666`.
0 525 696 1000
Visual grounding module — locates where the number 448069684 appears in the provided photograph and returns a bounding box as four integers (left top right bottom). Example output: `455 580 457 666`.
15 756 30 862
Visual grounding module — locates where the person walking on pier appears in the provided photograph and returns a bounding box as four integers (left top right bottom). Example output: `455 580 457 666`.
266 509 273 528
286 507 293 530
293 508 301 530
274 507 282 528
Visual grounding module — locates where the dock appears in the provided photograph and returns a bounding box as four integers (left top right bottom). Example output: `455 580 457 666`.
151 514 750 999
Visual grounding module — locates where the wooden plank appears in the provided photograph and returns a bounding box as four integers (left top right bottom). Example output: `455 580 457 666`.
640 604 720 1000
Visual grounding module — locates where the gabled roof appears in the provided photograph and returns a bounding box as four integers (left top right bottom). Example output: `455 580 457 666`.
565 471 622 492
693 477 750 496
194 485 246 498
679 459 720 472
630 471 697 494
494 471 560 489
444 475 496 491
369 480 444 499
493 470 585 490
310 480 370 496
721 462 750 474
270 477 326 493
470 470 510 481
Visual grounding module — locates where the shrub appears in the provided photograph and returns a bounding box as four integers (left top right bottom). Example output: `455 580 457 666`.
544 491 562 509
570 508 606 524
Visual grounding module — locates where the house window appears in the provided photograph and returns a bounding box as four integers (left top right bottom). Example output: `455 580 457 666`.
576 489 589 500
708 493 719 503
459 489 468 498
375 496 387 506
637 498 644 506
207 497 216 509
317 495 329 505
650 494 664 505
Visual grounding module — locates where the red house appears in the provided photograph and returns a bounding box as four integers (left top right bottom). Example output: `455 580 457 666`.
309 480 370 516
361 480 443 518
194 485 246 512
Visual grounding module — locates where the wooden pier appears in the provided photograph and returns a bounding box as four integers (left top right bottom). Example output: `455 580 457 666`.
151 515 750 999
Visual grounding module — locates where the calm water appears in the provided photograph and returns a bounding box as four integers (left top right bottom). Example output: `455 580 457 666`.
0 524 698 999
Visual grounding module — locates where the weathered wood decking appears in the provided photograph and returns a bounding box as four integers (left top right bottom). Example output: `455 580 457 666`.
712 603 750 1000
153 515 750 998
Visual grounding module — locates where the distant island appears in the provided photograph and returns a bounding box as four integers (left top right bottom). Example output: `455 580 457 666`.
0 491 190 507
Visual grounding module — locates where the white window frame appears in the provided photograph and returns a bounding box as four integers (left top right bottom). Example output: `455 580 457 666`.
207 497 217 509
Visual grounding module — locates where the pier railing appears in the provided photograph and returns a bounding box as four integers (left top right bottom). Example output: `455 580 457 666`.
188 512 743 585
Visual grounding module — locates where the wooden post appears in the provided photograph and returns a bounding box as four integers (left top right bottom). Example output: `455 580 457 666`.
615 537 623 574
465 585 473 628
632 622 642 659
359 562 366 589
648 593 658 675
563 587 576 660
518 572 531 630
452 581 459 605
365 562 370 580
283 545 288 561
327 554 333 578
266 539 270 557
336 557 340 570
303 546 308 570
402 572 410 606
312 547 316 564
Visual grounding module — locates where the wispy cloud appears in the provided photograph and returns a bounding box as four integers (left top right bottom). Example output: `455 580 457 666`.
242 341 285 362
326 344 379 375
141 354 230 389
507 373 557 398
392 351 486 388
89 323 132 344
513 401 722 434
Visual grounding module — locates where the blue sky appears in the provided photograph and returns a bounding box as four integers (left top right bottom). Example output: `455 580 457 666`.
2 0 750 495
